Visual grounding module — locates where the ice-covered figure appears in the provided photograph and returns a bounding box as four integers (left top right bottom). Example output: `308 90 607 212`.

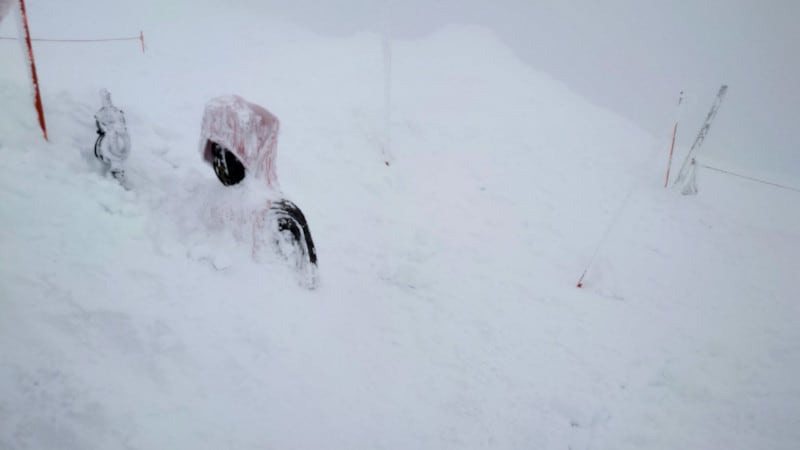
94 89 131 183
199 95 318 288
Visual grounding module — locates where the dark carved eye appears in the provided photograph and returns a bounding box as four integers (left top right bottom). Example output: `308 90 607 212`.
210 142 245 186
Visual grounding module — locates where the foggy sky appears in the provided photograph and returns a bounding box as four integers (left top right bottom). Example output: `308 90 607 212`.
4 0 797 181
245 0 800 182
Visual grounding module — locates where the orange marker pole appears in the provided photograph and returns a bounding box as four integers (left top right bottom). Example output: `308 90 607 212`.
664 122 678 187
19 0 47 141
663 91 684 187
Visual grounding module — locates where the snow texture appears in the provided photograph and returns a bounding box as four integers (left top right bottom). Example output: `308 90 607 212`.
1 1 799 449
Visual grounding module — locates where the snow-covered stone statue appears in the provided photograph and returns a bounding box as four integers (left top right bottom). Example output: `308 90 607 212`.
94 89 131 184
199 95 318 288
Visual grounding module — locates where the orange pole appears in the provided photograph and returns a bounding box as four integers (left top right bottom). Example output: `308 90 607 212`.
664 122 678 187
18 0 47 141
664 91 684 187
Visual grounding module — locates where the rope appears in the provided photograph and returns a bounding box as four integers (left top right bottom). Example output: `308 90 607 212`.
576 136 669 288
0 31 145 53
576 185 637 288
0 36 139 42
700 164 800 193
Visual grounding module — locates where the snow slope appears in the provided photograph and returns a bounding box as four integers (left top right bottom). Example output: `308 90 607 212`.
2 1 799 449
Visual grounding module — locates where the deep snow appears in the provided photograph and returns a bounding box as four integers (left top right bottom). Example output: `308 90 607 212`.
1 1 799 449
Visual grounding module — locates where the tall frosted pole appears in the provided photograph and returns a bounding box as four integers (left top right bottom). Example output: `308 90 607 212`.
381 1 393 166
674 85 728 194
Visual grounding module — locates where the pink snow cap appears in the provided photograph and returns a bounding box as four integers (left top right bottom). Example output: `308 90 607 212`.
200 95 280 187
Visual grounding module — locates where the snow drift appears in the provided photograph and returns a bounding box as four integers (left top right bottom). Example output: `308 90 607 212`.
1 1 799 449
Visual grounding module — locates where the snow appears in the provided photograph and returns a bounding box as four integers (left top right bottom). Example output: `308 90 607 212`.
2 1 800 449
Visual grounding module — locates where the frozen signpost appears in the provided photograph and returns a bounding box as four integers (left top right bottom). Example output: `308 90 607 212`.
674 85 729 195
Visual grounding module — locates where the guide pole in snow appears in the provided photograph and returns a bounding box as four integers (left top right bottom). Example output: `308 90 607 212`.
18 0 48 141
139 30 145 53
382 33 392 166
380 0 393 167
663 91 683 187
381 0 394 167
674 85 728 194
664 123 678 187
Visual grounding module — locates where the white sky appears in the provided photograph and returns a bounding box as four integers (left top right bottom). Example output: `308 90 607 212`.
245 0 799 181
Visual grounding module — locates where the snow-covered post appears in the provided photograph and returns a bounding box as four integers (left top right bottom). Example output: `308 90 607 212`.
380 0 393 166
680 159 698 195
674 85 728 195
16 0 48 141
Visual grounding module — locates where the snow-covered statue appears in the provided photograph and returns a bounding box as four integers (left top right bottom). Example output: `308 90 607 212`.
199 95 318 288
94 89 131 183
